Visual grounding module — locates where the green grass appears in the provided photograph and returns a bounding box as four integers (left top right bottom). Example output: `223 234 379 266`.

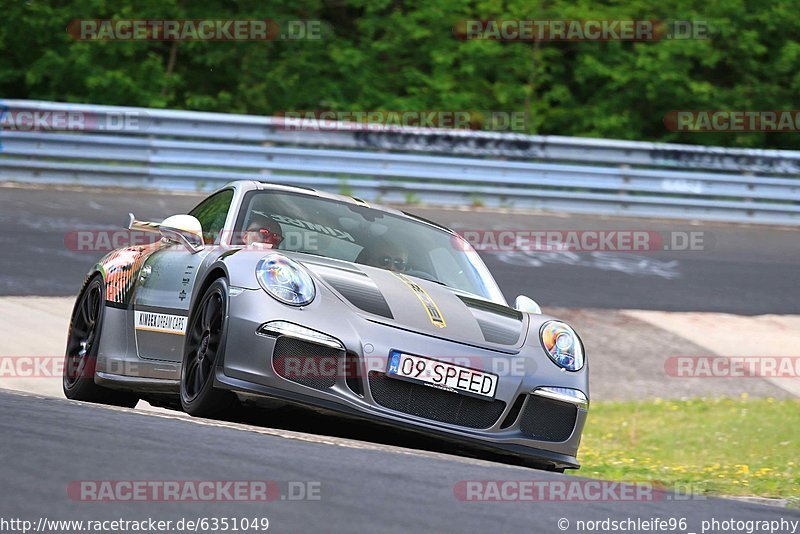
575 396 800 503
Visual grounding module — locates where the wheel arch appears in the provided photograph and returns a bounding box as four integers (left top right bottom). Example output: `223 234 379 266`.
192 265 229 312
83 266 106 290
71 268 105 319
180 265 238 416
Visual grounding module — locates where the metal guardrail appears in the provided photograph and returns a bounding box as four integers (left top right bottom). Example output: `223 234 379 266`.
1 99 799 225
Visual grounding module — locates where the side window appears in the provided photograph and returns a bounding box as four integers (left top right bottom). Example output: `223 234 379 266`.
189 189 234 244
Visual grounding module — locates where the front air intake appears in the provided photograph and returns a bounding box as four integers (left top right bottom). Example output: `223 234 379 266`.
271 336 343 390
368 371 506 429
518 395 578 442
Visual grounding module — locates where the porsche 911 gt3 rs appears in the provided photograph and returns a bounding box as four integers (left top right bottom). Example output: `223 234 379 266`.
63 180 588 471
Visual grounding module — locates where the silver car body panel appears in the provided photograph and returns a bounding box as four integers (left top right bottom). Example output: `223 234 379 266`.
87 180 589 469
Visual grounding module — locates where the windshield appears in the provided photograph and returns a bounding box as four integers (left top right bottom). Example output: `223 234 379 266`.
234 190 506 304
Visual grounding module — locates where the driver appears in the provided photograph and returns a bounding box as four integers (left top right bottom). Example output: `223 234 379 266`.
242 212 284 248
359 240 409 273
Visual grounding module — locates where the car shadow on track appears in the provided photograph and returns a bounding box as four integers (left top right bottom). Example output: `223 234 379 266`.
212 401 552 472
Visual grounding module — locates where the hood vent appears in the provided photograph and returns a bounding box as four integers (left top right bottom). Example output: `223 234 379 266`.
458 295 523 345
321 269 394 319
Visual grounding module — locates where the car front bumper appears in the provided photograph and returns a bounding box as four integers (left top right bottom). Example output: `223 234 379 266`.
219 288 589 470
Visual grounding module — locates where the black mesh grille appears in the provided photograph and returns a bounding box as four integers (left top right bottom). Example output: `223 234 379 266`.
272 337 343 390
518 395 578 442
368 371 506 429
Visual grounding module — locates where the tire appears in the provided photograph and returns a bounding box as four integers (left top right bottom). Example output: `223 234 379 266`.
180 278 237 417
63 274 139 407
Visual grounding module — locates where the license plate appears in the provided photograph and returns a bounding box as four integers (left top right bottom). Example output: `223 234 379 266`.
386 351 498 400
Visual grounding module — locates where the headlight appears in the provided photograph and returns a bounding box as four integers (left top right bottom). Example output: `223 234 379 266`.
540 321 584 371
256 254 315 306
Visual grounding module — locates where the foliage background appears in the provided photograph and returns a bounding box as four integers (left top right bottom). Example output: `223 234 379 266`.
2 0 799 148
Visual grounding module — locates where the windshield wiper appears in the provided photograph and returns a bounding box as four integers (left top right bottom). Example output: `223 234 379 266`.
407 272 449 288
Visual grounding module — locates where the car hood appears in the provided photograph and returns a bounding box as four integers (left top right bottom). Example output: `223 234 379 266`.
300 257 528 352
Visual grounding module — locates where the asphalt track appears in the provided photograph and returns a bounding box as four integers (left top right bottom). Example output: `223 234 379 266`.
2 390 797 533
1 183 798 314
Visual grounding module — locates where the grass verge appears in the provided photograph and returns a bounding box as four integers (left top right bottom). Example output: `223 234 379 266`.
575 396 799 504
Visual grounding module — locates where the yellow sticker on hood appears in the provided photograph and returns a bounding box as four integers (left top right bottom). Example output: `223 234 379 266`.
392 273 446 328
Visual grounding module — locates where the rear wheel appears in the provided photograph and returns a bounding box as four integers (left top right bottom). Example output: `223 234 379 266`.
180 278 237 417
62 275 138 407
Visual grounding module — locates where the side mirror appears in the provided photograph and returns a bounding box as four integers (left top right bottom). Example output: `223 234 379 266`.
158 215 205 254
514 295 542 314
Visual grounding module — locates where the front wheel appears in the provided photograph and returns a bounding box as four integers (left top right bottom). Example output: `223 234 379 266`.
63 275 138 407
180 278 237 417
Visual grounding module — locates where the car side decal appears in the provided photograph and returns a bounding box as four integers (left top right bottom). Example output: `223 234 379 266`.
99 243 161 304
392 273 447 329
134 311 187 335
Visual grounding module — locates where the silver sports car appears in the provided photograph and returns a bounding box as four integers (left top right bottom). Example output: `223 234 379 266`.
63 180 588 471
